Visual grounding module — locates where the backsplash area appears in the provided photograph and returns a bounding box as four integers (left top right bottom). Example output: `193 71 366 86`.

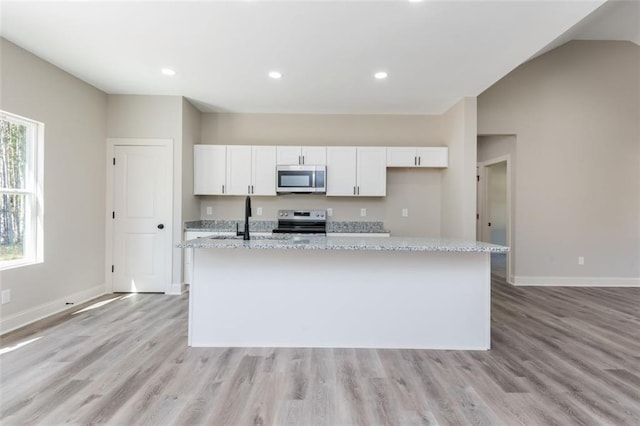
184 220 387 233
198 169 442 237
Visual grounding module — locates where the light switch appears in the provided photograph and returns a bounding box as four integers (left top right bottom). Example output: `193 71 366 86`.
402 208 409 217
257 207 263 216
327 208 333 217
206 206 213 215
360 208 367 217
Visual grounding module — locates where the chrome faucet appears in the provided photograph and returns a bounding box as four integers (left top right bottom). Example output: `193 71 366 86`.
236 196 252 240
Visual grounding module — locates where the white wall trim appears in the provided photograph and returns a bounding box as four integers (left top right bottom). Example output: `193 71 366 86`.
168 282 183 295
513 276 640 287
105 138 174 295
0 285 105 335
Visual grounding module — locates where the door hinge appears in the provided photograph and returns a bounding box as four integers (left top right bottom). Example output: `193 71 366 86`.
113 157 116 165
477 175 480 182
111 265 114 273
476 213 479 220
112 211 115 219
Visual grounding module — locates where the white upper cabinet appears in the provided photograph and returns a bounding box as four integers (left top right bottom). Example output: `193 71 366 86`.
326 147 357 196
251 146 277 196
194 145 277 196
194 145 226 195
276 146 327 165
225 145 252 195
386 147 448 168
356 147 387 196
326 147 386 196
227 145 277 196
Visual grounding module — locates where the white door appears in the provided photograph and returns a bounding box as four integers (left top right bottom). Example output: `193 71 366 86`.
357 147 387 196
113 145 171 293
251 146 276 195
326 146 357 196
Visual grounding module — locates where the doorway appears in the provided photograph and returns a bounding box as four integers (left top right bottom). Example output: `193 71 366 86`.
106 139 173 293
477 156 511 280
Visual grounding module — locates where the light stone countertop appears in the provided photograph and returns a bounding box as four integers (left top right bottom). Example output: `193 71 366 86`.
177 235 509 253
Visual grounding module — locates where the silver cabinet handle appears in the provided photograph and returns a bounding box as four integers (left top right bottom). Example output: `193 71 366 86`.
222 184 225 194
414 156 417 166
302 155 305 164
353 186 356 195
357 186 360 195
251 185 254 194
299 155 302 165
418 156 421 166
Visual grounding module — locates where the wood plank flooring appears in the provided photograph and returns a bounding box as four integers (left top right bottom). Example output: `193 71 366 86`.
1 271 639 425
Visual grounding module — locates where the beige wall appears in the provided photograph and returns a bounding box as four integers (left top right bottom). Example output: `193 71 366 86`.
181 99 201 224
199 113 448 236
0 38 108 331
478 40 640 284
107 95 186 290
441 97 478 240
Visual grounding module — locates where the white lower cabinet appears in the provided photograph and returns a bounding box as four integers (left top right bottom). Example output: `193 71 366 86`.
326 147 386 196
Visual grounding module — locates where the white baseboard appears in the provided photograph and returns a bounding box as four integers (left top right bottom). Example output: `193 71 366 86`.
513 276 640 287
167 282 183 295
0 284 106 335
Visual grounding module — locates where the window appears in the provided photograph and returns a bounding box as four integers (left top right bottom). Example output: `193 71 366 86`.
0 111 43 269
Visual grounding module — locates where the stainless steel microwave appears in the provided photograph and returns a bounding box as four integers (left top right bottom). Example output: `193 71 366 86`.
276 165 326 193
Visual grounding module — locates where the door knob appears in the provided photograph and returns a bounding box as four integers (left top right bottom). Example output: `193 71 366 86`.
157 224 165 229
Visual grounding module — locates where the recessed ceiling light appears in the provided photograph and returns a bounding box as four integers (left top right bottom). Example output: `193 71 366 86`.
374 71 388 80
268 71 283 79
408 0 424 3
161 68 176 76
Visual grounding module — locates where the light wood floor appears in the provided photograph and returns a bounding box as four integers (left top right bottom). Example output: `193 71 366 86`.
1 269 639 425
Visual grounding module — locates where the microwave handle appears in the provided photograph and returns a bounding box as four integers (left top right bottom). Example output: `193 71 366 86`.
312 169 316 188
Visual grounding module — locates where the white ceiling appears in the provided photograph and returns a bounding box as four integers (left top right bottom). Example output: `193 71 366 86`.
2 0 635 115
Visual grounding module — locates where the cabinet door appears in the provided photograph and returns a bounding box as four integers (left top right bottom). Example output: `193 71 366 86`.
301 146 327 166
357 147 387 196
276 146 302 165
251 146 277 195
226 145 252 195
326 147 357 196
386 147 417 167
194 145 226 195
416 147 448 167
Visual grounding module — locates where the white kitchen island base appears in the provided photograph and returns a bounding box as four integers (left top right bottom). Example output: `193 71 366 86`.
189 247 492 350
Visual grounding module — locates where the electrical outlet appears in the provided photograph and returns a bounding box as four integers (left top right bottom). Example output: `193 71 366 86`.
327 208 333 217
257 207 263 216
402 208 409 217
206 206 213 215
1 289 11 304
360 208 367 217
578 256 585 265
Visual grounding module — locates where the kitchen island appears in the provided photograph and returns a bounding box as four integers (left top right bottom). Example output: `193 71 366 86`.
178 236 508 350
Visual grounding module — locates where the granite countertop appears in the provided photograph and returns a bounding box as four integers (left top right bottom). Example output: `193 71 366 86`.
184 220 390 234
177 235 509 253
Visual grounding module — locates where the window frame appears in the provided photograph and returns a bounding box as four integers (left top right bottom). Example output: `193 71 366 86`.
0 111 44 270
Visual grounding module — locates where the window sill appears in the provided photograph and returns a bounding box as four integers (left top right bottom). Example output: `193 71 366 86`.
0 258 42 271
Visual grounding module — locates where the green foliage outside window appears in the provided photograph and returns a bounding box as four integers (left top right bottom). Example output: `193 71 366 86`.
1 118 28 261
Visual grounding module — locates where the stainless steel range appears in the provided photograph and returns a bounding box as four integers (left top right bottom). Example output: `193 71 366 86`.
272 209 327 235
